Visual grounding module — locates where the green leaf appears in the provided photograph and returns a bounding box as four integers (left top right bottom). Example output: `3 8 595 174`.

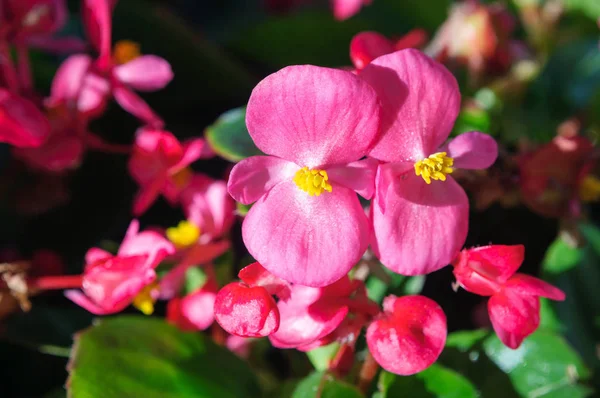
483 331 591 398
542 237 582 275
539 298 565 332
376 365 478 398
292 372 363 398
306 343 340 372
562 0 600 19
68 316 261 398
183 266 207 294
451 106 492 137
445 330 489 351
403 275 426 295
205 107 262 162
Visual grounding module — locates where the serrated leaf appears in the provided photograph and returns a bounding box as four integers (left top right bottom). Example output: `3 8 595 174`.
205 107 262 162
483 331 591 398
292 372 363 398
68 316 261 398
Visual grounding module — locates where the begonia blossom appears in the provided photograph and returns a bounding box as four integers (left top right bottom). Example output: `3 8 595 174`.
0 89 50 147
350 30 428 71
332 0 371 20
167 278 218 331
228 65 380 287
360 49 498 275
47 0 173 125
366 295 447 375
128 128 208 216
64 220 175 315
452 244 565 348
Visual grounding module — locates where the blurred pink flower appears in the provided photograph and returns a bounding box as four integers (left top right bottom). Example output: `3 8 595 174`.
167 279 218 331
366 295 447 375
228 65 380 287
47 0 173 125
128 127 207 216
180 174 236 242
350 29 428 71
332 0 371 20
0 88 50 147
65 220 175 315
360 49 497 275
453 245 565 349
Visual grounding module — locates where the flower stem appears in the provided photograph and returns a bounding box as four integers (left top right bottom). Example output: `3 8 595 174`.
28 275 83 291
357 351 379 394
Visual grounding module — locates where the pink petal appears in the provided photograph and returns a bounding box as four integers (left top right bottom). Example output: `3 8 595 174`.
332 0 369 20
178 288 217 331
243 181 369 287
82 0 113 62
246 65 380 168
367 295 447 375
350 31 395 71
132 173 168 216
171 138 205 173
64 289 115 315
372 173 468 275
113 86 164 128
328 158 379 199
214 282 280 337
440 131 498 169
48 54 92 103
505 274 566 301
13 132 84 172
238 262 291 299
0 89 50 147
452 245 525 289
269 284 349 348
118 227 175 269
158 241 230 299
85 248 113 265
488 289 540 349
360 49 461 162
77 72 110 116
114 55 174 91
182 175 235 240
227 156 298 205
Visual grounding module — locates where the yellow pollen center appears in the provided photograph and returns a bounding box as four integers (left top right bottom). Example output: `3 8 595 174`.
293 167 332 196
579 175 600 202
113 40 141 65
414 152 454 184
166 220 201 249
132 282 158 315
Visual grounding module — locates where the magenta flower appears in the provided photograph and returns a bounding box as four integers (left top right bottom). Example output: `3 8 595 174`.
452 245 565 349
65 220 175 315
47 0 173 125
128 127 207 216
0 89 50 147
366 295 447 375
359 49 498 275
228 65 380 287
350 30 428 71
167 279 218 332
332 0 371 20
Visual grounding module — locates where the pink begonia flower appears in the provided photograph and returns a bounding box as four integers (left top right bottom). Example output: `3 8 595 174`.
167 279 218 331
228 65 380 287
0 89 50 147
180 174 236 243
226 335 252 359
64 220 175 315
350 30 428 71
452 245 565 349
359 49 498 275
366 295 447 375
128 128 208 216
47 0 172 125
332 0 371 20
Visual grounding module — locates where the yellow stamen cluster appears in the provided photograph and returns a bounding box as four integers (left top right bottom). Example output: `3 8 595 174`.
294 167 332 196
414 152 454 184
579 175 600 202
113 40 141 65
166 220 200 249
132 282 158 315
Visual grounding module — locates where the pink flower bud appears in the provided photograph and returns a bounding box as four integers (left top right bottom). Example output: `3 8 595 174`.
167 286 217 332
366 295 447 376
214 282 280 337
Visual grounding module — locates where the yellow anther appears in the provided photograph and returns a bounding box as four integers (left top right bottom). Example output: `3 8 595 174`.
113 40 141 65
579 175 600 202
414 152 454 184
294 167 333 196
132 282 158 315
166 220 200 249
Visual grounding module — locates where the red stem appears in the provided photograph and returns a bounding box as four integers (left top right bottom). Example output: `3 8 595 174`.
357 351 379 393
28 275 83 291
